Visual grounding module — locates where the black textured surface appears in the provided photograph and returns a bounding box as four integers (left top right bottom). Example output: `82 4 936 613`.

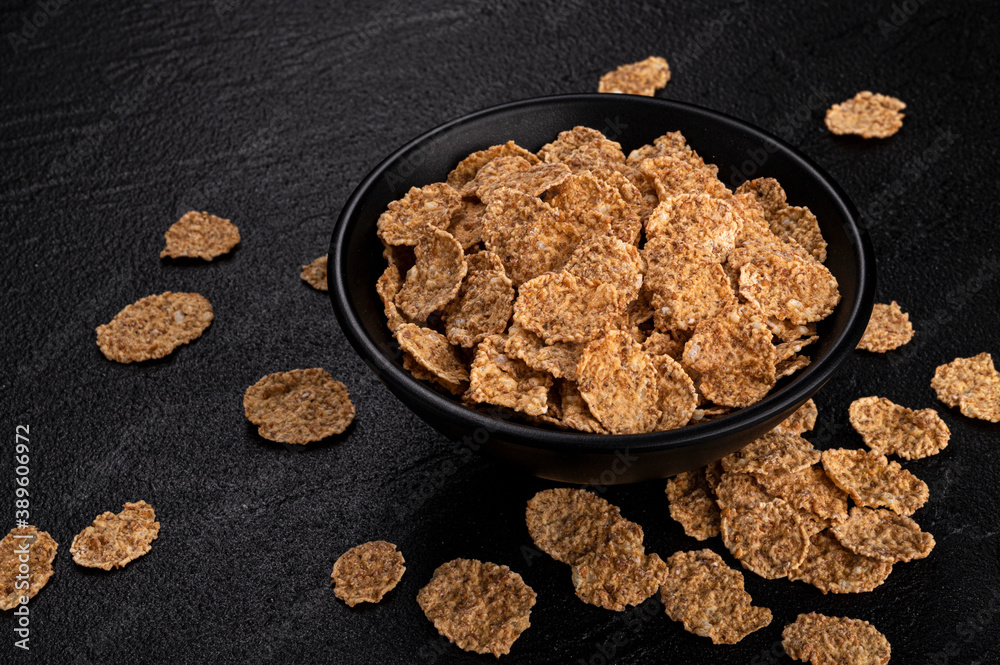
2 1 999 663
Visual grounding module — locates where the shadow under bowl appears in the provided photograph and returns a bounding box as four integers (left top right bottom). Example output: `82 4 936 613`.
330 93 876 485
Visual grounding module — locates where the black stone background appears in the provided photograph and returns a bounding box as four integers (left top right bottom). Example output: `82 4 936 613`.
2 1 1000 663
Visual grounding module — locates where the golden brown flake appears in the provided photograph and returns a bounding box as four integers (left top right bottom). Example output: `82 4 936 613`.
395 228 467 322
644 237 737 333
300 254 328 291
773 398 818 436
660 549 772 644
70 501 160 570
538 126 626 169
417 558 536 657
377 183 462 246
857 301 914 352
830 507 934 563
0 526 57 610
776 335 819 363
665 470 720 540
243 368 356 443
563 235 644 300
558 382 608 434
682 303 777 408
650 353 697 430
571 524 667 611
598 56 671 96
331 541 405 607
463 155 532 197
783 612 891 665
639 155 729 200
821 448 928 516
481 188 584 286
472 158 572 203
825 91 906 139
715 472 775 510
547 171 640 245
447 198 487 249
720 497 811 579
376 264 407 332
526 488 638 565
644 194 741 262
788 530 893 594
446 141 539 190
513 271 627 345
577 330 662 434
96 292 214 363
776 354 812 379
161 211 240 260
395 323 469 388
848 396 950 459
931 353 1000 422
735 178 788 218
442 255 514 348
466 335 552 416
735 180 827 262
504 324 582 382
737 245 840 325
755 466 849 522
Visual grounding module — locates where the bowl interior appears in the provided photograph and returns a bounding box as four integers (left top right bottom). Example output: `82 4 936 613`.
331 94 874 455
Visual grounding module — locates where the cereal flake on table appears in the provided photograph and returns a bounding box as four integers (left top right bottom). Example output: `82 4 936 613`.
96 292 213 363
243 368 356 443
161 211 240 260
598 56 671 96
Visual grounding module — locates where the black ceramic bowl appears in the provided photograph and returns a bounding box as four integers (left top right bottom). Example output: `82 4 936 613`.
330 94 875 485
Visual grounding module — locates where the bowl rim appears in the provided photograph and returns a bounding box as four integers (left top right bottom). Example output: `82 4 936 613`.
330 93 876 454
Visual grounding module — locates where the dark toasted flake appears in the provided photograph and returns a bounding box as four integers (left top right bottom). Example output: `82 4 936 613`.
331 541 405 607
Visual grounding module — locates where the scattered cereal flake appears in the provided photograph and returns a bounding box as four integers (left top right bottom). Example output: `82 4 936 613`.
417 558 536 657
161 211 240 260
715 472 775 510
474 159 572 203
96 292 214 363
660 549 773 645
547 171 640 246
720 498 811 579
538 127 625 169
666 470 720 540
783 612 891 665
650 353 697 430
395 323 469 388
857 302 914 352
377 264 407 332
577 330 662 434
331 541 405 607
682 302 777 407
755 466 849 522
825 91 906 139
244 368 356 443
571 524 667 611
513 271 627 345
644 194 741 262
849 396 950 460
722 431 820 474
377 183 463 246
300 254 328 291
446 141 539 190
442 258 514 348
931 353 1000 422
505 323 582 382
70 501 160 570
564 235 644 300
482 188 584 286
0 526 57 610
738 245 841 325
639 155 729 200
447 198 487 249
788 530 893 595
395 228 467 322
776 354 811 379
598 56 671 96
773 399 818 436
644 237 737 333
558 382 608 433
466 335 552 416
526 488 637 564
830 507 934 563
821 448 928 516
